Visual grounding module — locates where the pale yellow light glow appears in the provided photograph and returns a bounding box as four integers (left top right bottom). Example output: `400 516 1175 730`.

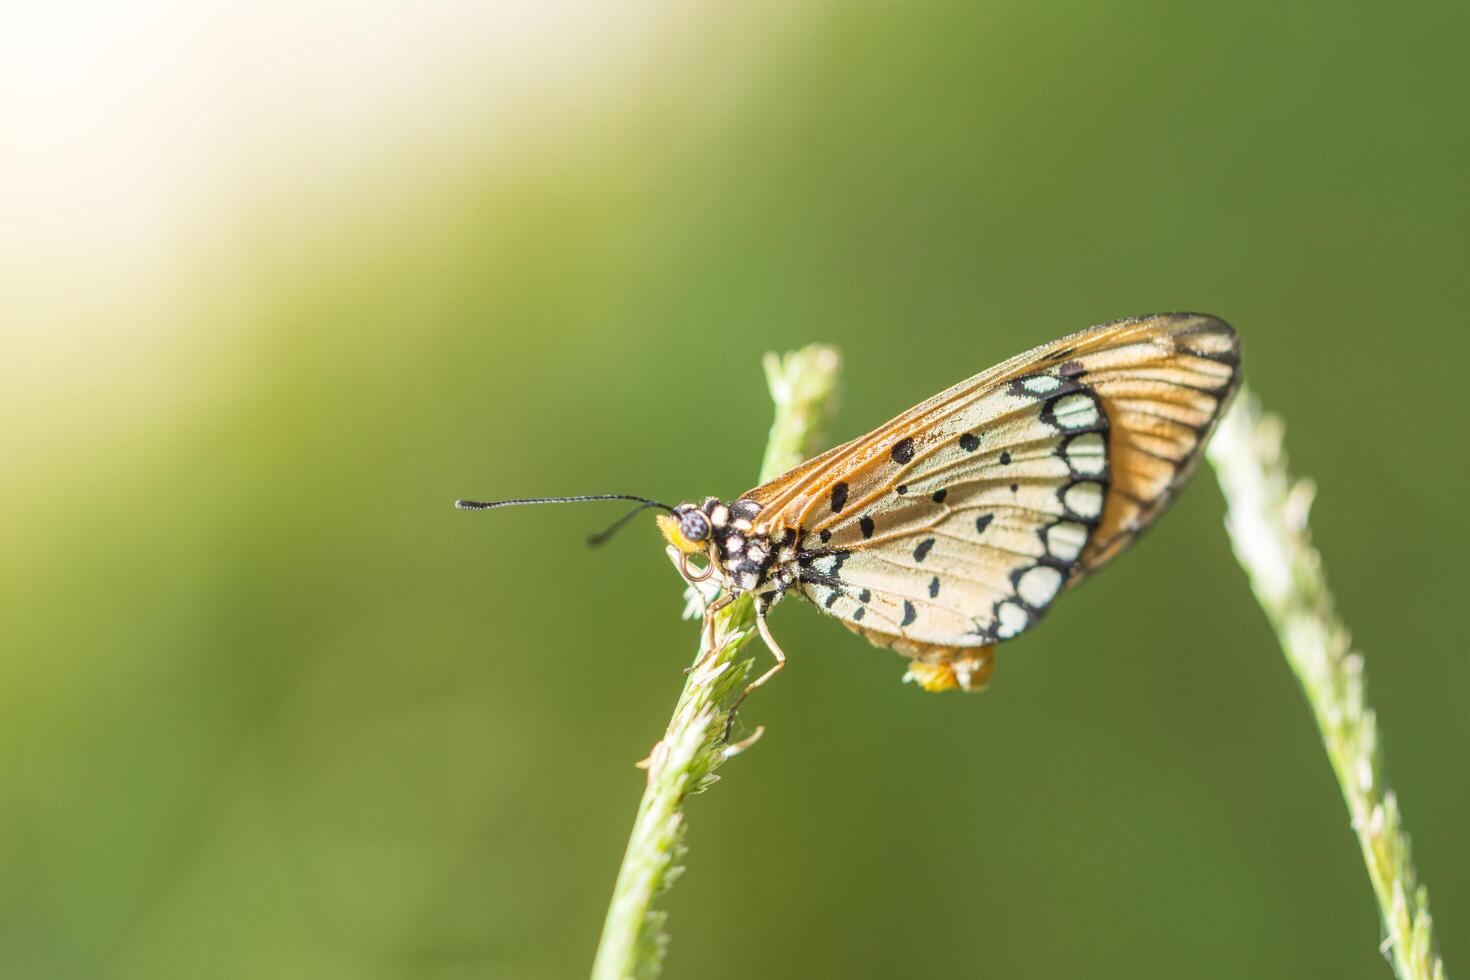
0 1 673 345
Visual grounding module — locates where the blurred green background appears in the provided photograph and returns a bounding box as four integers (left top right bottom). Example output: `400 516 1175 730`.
3 2 1466 978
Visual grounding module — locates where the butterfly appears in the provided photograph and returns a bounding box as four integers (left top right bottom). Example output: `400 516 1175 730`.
459 313 1241 697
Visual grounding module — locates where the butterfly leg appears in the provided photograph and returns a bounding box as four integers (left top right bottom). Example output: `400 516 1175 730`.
699 591 736 653
744 600 788 697
717 599 787 743
687 592 738 676
722 596 786 741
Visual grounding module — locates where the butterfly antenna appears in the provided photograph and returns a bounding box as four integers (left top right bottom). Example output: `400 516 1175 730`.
585 500 672 548
453 494 675 548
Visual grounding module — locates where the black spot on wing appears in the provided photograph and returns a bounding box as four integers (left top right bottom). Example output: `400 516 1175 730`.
931 488 947 503
959 432 980 452
860 515 875 539
913 538 935 562
975 514 994 534
901 601 917 627
928 576 940 598
830 482 849 513
891 437 915 464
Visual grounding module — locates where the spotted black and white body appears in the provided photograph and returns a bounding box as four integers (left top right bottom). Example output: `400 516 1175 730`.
658 313 1242 696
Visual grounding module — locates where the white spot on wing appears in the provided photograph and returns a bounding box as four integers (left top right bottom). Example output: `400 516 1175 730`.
1044 521 1089 561
1052 393 1099 429
1063 481 1104 518
1017 565 1063 607
1022 375 1061 395
1063 432 1107 475
995 601 1029 639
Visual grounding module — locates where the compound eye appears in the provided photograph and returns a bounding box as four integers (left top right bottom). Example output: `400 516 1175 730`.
679 510 711 542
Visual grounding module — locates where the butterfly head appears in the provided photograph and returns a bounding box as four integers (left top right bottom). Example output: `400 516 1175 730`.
657 496 785 595
657 503 714 556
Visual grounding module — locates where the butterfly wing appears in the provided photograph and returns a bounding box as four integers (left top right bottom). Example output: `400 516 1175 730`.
745 313 1240 663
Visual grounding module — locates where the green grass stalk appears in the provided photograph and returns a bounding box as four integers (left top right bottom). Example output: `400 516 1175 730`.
1207 388 1447 980
590 345 841 980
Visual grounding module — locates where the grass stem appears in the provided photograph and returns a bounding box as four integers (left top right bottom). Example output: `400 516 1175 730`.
1207 388 1447 980
590 345 841 980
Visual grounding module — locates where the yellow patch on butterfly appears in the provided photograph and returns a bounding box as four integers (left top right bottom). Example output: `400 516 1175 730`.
459 313 1241 700
904 648 996 692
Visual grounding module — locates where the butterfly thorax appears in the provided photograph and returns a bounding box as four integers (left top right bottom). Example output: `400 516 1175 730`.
657 496 801 599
